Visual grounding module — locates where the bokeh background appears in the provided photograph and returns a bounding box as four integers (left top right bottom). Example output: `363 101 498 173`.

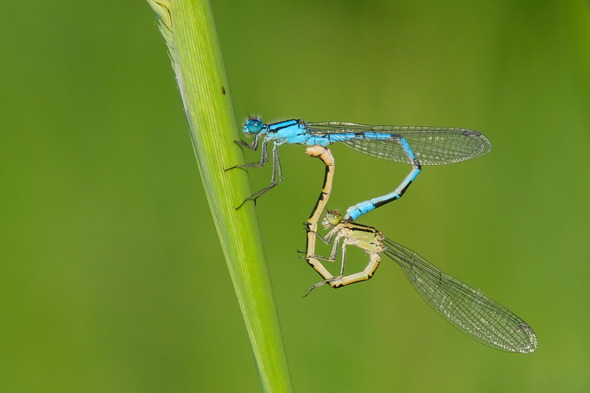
2 0 590 392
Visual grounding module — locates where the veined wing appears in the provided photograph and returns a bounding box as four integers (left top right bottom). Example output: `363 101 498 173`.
383 238 537 353
306 121 491 165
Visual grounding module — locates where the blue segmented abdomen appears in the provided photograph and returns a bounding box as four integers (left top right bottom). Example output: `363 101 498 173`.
304 132 400 147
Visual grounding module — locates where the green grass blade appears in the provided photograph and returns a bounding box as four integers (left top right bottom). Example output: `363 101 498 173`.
147 1 294 392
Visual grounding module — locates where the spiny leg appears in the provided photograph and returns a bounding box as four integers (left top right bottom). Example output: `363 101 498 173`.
234 142 283 209
338 242 347 276
303 279 331 297
225 134 268 172
233 133 261 151
304 239 348 296
305 229 342 262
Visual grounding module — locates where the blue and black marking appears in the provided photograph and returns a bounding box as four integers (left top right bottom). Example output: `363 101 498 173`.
229 117 491 220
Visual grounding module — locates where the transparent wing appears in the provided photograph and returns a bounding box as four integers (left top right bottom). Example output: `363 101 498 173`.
306 121 491 165
383 238 537 353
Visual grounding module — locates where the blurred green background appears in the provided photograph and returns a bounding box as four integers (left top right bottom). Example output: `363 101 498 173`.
2 0 590 392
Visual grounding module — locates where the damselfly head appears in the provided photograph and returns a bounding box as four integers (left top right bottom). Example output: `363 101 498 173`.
322 210 341 229
243 116 263 134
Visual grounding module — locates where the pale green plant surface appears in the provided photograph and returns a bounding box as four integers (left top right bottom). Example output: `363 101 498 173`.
147 1 294 392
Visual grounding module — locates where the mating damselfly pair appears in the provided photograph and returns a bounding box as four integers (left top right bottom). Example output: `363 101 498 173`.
229 117 537 353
